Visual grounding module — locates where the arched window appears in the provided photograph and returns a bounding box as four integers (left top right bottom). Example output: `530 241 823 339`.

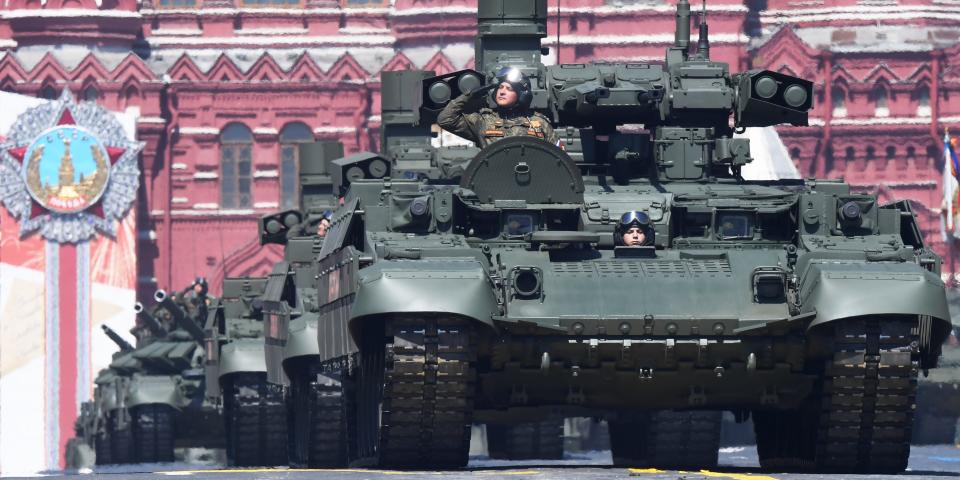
39 84 58 100
871 85 888 117
916 86 931 117
122 85 140 109
831 86 847 118
279 122 314 210
886 146 896 162
83 85 99 102
221 123 253 209
866 146 876 162
790 147 801 160
845 146 855 162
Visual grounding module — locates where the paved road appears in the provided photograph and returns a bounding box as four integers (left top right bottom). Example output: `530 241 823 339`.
14 445 960 479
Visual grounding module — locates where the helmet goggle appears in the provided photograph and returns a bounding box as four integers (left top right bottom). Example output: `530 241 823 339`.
495 67 525 85
619 211 651 229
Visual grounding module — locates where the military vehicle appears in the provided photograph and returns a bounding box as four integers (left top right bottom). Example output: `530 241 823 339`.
257 141 354 468
253 0 950 473
79 285 220 465
203 276 287 467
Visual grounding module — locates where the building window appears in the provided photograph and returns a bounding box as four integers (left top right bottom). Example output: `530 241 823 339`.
40 85 58 100
916 86 931 117
886 146 896 161
279 122 314 210
341 0 388 6
221 123 253 209
845 146 855 162
242 0 302 7
156 0 197 8
83 85 99 102
831 87 847 118
871 86 888 117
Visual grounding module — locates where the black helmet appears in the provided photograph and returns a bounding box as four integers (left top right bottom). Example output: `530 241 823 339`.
493 66 532 109
616 211 655 246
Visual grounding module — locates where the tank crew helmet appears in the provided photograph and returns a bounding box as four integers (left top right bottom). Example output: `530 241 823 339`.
616 211 655 246
493 66 532 110
193 276 209 295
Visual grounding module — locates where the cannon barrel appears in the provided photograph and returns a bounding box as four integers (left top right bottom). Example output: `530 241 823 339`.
154 289 205 343
101 325 134 352
134 302 166 337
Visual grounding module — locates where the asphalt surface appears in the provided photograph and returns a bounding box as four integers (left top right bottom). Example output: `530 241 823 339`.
13 445 960 480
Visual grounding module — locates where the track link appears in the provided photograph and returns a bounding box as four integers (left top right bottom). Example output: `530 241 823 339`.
290 367 355 468
487 420 564 460
360 316 476 469
610 411 720 469
225 375 288 467
755 317 918 473
108 412 134 464
131 404 176 463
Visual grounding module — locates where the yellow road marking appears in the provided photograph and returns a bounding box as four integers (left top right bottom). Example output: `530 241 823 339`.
627 468 778 480
693 470 779 480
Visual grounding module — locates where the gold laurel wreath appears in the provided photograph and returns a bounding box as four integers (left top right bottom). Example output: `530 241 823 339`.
24 145 45 199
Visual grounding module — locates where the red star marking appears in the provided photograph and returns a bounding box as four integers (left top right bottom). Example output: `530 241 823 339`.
57 108 76 126
6 146 26 164
106 147 125 165
29 201 45 220
87 202 105 219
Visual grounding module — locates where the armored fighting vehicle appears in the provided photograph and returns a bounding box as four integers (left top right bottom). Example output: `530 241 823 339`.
256 141 353 468
203 276 287 466
80 285 220 465
261 0 950 473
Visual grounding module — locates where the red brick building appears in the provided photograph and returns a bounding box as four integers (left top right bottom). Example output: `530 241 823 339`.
0 0 953 295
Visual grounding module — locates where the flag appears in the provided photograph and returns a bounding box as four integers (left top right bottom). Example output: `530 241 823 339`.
941 131 960 240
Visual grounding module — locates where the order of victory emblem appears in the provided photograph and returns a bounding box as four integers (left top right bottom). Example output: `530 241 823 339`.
0 91 143 243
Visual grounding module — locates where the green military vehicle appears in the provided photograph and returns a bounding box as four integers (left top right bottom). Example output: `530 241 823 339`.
74 285 220 466
302 0 950 473
203 276 287 466
257 141 352 468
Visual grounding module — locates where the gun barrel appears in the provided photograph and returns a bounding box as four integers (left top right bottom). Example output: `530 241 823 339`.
675 0 691 50
135 302 166 337
154 290 205 343
101 325 134 352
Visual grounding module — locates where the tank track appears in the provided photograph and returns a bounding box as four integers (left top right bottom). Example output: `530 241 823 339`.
359 316 476 468
131 404 176 463
224 374 288 467
609 411 720 469
107 412 134 464
487 420 564 460
289 367 355 468
754 317 918 473
94 429 112 465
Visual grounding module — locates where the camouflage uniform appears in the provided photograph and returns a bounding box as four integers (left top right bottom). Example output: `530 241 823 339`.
437 93 559 149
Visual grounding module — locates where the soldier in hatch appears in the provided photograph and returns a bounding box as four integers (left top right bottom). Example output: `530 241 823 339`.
617 211 655 247
438 67 560 148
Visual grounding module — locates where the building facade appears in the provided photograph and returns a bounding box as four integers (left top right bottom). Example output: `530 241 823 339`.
0 0 954 296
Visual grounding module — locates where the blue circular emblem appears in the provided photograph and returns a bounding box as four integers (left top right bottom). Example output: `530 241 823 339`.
22 125 111 214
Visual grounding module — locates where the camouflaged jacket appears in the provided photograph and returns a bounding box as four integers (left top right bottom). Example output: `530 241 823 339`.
437 93 560 149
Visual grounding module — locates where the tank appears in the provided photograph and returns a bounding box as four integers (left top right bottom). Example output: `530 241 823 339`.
203 276 287 467
71 282 222 466
308 0 948 473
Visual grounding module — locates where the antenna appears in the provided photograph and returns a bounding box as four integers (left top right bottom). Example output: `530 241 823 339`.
557 0 561 64
697 0 710 60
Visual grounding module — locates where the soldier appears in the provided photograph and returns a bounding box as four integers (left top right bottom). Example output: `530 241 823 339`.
317 210 333 237
617 211 655 247
438 67 559 149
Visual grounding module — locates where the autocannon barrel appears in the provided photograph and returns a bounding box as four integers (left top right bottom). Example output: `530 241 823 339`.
101 325 134 352
154 289 205 343
134 302 166 337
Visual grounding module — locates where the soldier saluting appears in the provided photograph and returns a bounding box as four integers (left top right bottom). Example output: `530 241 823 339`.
438 67 560 148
